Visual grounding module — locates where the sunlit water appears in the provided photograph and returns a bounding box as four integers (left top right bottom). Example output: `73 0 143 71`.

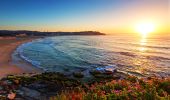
16 35 170 77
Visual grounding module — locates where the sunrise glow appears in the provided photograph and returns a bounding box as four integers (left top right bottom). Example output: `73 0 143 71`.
136 22 155 37
0 0 170 99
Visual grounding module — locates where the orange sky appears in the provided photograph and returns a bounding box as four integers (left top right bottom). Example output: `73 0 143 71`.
0 0 169 35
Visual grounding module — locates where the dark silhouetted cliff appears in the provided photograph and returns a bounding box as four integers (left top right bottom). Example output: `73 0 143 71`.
0 30 105 37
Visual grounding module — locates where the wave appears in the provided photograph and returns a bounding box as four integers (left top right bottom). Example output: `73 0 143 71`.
14 36 170 77
16 40 47 70
145 55 170 61
113 41 170 50
116 52 137 57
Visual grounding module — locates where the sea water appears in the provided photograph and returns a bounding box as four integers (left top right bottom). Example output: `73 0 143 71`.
16 35 170 77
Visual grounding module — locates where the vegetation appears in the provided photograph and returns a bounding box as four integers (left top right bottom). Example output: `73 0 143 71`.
0 72 169 100
0 72 81 100
51 76 170 100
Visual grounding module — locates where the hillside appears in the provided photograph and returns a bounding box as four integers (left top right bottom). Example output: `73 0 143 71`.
0 30 105 37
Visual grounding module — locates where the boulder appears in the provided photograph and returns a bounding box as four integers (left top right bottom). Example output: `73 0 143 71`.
73 72 84 78
19 87 41 100
7 92 16 100
90 65 117 75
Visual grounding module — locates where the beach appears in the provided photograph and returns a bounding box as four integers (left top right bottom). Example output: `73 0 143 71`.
0 37 42 78
0 36 169 99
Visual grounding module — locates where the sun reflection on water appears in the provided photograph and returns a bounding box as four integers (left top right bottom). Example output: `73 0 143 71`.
139 37 147 52
129 36 150 77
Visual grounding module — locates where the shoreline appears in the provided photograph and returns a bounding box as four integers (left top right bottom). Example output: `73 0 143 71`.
1 36 167 79
0 37 43 78
0 37 169 99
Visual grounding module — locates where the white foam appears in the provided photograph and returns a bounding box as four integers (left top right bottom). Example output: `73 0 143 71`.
96 65 117 72
15 40 43 70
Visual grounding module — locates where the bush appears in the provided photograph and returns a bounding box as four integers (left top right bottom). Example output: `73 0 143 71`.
53 76 170 100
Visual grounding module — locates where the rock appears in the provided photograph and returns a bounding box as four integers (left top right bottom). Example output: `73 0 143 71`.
7 75 15 79
19 87 41 100
90 65 117 75
0 95 6 100
28 81 47 89
73 72 84 78
7 92 16 100
15 98 25 100
104 65 117 73
0 86 3 90
89 69 101 75
74 67 87 71
14 80 20 85
3 80 13 85
104 70 114 75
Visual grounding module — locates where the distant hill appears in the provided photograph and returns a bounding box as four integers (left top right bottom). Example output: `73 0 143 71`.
0 30 105 37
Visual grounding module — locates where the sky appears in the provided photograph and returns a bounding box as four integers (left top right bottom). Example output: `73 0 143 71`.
0 0 169 34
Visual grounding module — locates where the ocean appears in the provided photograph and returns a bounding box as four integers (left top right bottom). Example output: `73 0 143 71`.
16 35 170 77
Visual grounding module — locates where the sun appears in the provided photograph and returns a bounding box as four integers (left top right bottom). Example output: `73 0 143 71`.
136 22 155 37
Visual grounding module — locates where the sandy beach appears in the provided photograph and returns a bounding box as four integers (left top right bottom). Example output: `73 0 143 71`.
0 37 42 78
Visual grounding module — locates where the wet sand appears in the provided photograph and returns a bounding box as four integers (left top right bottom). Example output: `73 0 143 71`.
0 37 42 78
